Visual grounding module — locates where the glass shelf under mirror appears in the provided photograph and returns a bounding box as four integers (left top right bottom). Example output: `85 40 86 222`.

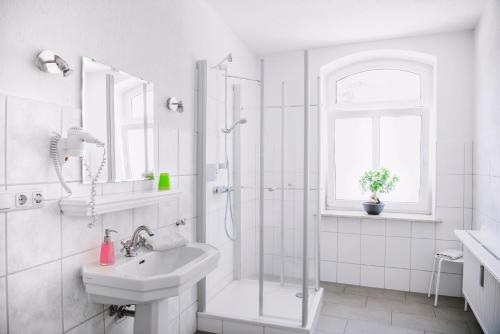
60 190 180 216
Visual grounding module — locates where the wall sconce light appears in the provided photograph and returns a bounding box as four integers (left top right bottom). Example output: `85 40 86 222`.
35 50 73 77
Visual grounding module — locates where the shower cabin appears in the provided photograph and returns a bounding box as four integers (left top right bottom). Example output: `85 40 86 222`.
196 52 323 333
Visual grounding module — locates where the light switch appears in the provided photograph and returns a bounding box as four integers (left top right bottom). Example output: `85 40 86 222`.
0 193 14 210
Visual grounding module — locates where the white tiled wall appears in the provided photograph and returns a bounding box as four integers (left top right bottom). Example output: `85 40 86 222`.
473 0 500 239
204 68 236 300
0 0 259 332
0 94 197 333
261 31 474 297
204 59 260 300
320 216 464 296
319 140 472 297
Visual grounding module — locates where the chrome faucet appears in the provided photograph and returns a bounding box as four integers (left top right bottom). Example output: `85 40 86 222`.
121 225 155 257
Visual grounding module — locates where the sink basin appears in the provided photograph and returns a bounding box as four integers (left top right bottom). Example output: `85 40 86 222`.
83 243 220 305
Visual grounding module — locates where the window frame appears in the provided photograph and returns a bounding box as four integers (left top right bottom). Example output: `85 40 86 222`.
326 59 433 214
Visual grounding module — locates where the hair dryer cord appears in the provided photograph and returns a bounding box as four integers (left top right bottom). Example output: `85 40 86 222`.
50 134 73 196
82 146 106 228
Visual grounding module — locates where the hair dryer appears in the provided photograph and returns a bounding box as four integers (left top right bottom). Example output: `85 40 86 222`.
60 126 104 159
50 126 106 228
50 126 105 194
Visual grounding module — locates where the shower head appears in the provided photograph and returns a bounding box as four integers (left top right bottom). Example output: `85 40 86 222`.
222 118 247 134
212 53 233 69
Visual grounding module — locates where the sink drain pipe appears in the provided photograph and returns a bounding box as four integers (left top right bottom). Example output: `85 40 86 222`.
109 305 135 318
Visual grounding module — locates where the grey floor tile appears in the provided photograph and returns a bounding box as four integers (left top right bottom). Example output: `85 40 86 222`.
321 282 347 293
66 314 105 334
434 306 475 322
345 320 424 334
316 315 347 333
405 293 464 309
315 285 477 334
321 303 391 325
392 312 470 334
404 293 430 305
315 330 336 334
366 297 435 317
467 321 484 334
345 286 406 302
324 291 367 307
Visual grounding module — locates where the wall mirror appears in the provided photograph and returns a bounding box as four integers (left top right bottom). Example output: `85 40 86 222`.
82 57 154 183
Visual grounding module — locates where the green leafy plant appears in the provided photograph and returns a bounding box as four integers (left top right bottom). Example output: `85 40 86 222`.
359 167 399 203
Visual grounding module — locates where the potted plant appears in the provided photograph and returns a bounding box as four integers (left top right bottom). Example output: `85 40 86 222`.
359 167 399 215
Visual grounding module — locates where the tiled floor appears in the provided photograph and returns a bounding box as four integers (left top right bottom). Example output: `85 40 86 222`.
315 282 484 334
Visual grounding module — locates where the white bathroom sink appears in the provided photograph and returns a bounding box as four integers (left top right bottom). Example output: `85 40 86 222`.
82 243 220 305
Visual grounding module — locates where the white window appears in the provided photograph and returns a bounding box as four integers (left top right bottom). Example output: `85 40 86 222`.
326 59 433 214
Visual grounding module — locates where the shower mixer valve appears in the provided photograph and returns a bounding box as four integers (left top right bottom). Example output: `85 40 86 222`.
213 185 233 194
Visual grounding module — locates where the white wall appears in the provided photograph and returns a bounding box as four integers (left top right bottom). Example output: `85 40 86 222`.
263 30 475 296
0 0 256 333
473 0 500 238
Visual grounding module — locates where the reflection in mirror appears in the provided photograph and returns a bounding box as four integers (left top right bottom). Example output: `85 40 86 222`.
82 57 154 183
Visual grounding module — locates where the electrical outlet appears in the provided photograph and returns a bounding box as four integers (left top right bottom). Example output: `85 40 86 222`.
15 193 28 207
32 191 43 206
0 189 44 212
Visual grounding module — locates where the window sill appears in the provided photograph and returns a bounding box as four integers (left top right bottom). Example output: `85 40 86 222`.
321 209 440 223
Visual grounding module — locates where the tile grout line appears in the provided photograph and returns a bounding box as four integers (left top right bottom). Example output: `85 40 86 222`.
336 219 339 283
4 96 9 334
59 106 65 333
177 129 180 180
62 311 103 334
384 219 387 291
4 213 8 334
462 142 467 230
341 318 348 334
409 220 413 295
101 311 106 334
4 237 133 276
3 97 6 189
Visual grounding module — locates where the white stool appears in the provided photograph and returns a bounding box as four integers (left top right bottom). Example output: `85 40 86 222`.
427 249 464 307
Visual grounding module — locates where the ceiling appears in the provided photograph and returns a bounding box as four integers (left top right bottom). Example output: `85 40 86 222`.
205 0 487 55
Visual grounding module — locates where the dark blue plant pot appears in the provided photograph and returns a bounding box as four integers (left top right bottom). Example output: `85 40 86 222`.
362 202 385 215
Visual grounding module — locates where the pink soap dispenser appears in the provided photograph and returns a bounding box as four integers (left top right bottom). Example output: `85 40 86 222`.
100 229 117 266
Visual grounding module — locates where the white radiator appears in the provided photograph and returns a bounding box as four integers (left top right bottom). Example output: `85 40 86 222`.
463 248 500 334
